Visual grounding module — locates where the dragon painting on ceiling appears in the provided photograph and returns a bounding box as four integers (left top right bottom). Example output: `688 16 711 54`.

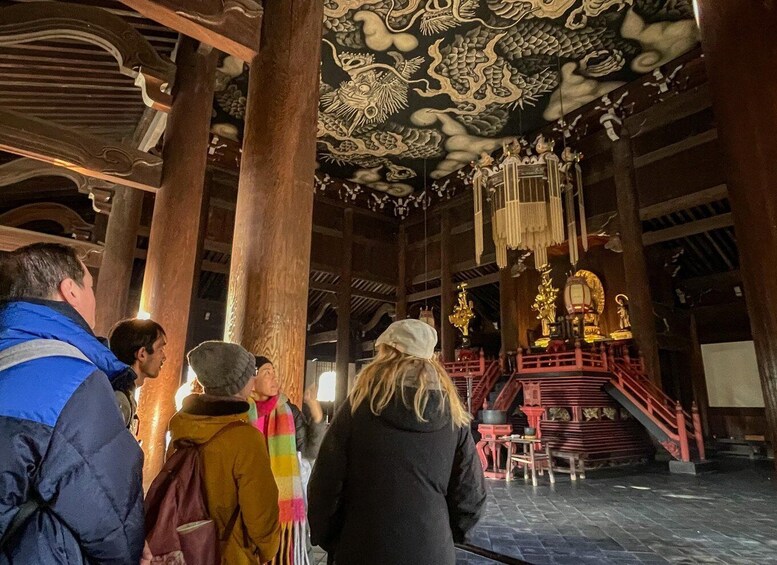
211 0 698 197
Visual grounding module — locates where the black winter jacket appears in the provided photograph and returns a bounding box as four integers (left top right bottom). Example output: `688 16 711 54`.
308 390 486 565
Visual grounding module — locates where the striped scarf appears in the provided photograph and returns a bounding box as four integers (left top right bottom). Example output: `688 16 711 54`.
249 394 309 565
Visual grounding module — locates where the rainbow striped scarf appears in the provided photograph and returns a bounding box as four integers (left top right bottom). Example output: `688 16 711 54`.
249 394 309 565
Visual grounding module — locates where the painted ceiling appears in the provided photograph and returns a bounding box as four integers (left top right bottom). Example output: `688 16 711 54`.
211 0 699 197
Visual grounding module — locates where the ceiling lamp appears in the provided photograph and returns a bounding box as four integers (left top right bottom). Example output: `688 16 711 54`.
472 135 588 270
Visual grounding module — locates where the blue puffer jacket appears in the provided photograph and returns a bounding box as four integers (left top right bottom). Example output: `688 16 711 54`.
0 301 145 564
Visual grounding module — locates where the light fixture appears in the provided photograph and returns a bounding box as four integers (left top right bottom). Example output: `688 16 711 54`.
317 370 337 402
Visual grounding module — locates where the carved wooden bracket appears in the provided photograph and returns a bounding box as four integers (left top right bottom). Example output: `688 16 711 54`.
0 2 175 111
0 158 116 214
0 110 162 193
0 225 103 269
0 203 94 241
118 0 263 61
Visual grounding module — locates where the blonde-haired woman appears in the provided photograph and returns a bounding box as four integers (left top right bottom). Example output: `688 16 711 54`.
308 319 486 565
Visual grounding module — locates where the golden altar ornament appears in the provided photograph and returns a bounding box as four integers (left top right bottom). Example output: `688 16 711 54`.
448 283 475 340
531 264 558 347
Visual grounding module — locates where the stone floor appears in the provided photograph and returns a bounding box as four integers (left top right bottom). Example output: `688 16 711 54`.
312 459 777 565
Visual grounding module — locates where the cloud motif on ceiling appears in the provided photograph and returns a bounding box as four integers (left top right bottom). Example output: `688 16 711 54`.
211 0 698 197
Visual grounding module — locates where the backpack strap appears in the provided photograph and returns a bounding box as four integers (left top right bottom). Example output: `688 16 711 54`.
0 339 89 372
0 339 91 550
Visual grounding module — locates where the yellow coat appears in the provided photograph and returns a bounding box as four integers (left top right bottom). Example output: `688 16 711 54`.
168 396 281 564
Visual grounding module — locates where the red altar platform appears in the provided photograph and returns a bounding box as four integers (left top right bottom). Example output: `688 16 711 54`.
475 424 513 479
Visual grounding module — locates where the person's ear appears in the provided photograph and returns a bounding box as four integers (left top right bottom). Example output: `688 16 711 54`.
136 347 149 364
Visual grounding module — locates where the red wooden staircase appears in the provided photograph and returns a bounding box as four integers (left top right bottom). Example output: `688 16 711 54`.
606 357 705 462
445 351 502 417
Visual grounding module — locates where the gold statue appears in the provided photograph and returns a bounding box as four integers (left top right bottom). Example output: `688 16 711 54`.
449 283 475 346
610 294 633 340
531 265 558 347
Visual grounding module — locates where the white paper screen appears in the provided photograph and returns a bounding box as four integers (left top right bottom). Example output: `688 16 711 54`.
702 341 765 408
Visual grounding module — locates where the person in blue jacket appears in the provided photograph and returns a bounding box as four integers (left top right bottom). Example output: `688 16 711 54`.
0 243 145 564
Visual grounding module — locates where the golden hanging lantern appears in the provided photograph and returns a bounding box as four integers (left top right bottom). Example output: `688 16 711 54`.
472 135 588 270
563 275 593 315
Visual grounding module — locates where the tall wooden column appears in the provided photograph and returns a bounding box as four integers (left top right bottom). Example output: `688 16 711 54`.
335 208 353 407
224 0 323 406
440 209 455 361
613 129 661 387
499 266 518 355
696 0 777 457
94 187 143 335
136 38 217 485
516 268 541 350
396 223 408 320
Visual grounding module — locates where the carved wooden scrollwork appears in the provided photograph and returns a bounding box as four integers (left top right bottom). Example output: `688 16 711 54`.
0 110 162 193
0 2 175 111
0 203 94 241
0 158 116 215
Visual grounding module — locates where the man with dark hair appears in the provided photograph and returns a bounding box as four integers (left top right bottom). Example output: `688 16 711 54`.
0 243 145 564
109 318 167 434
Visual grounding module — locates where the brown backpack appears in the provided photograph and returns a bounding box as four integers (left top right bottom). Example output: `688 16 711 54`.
144 422 244 565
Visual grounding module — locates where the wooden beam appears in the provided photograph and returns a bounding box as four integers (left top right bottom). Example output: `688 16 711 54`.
0 109 161 192
117 0 262 61
309 330 338 347
587 128 719 185
0 225 102 268
679 269 741 292
407 271 500 303
640 184 728 221
0 2 175 111
642 212 734 245
309 280 395 303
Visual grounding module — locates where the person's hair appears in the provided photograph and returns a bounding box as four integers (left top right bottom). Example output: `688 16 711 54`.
255 355 272 370
349 344 471 428
109 318 166 365
0 243 85 301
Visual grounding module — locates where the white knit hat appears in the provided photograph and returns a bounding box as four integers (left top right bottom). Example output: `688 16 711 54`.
375 319 438 360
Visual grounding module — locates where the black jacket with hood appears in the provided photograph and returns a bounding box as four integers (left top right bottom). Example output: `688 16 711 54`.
307 387 486 565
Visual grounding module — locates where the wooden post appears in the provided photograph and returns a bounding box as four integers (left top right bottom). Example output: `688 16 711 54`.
692 401 706 461
335 208 353 408
440 209 455 361
136 37 218 486
676 402 690 463
613 130 662 387
94 187 143 335
689 313 710 436
224 0 323 407
499 265 518 356
695 0 777 467
396 223 408 320
516 267 540 350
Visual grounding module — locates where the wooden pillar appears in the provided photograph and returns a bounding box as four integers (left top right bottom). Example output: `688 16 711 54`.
516 268 541 350
94 187 143 335
499 266 518 355
613 130 661 387
689 313 710 437
136 38 217 485
335 208 353 408
440 208 455 361
696 0 777 457
396 223 408 320
224 0 323 407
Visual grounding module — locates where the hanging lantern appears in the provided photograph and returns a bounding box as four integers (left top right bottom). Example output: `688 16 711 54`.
563 275 593 315
472 135 586 270
419 307 435 329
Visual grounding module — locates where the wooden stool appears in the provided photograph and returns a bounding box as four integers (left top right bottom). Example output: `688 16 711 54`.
552 450 586 480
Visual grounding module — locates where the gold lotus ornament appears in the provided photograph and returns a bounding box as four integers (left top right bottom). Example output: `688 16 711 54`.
448 283 475 347
531 264 558 347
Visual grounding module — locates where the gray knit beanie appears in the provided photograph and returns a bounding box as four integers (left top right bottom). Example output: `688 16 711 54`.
187 341 256 397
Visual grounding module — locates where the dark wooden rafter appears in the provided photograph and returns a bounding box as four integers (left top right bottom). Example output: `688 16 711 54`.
0 157 115 213
0 110 162 192
642 212 734 246
0 2 175 111
0 225 102 268
0 202 93 241
117 0 262 61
